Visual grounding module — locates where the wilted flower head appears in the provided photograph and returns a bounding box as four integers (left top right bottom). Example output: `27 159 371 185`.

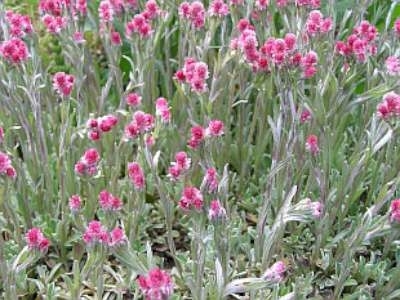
25 227 50 253
262 261 286 283
137 268 173 300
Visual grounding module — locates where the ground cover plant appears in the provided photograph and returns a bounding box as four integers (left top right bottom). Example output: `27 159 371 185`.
1 0 400 299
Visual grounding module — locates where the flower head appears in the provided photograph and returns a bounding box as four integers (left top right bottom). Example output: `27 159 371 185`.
137 268 173 300
25 228 50 253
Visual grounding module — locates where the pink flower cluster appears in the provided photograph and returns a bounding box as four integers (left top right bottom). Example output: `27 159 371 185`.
305 134 319 155
125 0 161 39
377 92 400 120
87 114 118 141
295 0 320 8
0 38 29 64
83 221 127 247
187 120 224 149
300 51 318 78
53 72 75 97
99 190 123 211
262 261 286 283
5 10 33 38
38 0 69 33
386 56 400 76
305 10 332 36
25 228 50 253
69 195 82 212
300 108 312 123
179 186 203 211
128 162 145 190
390 199 400 223
168 151 191 181
126 92 142 107
203 167 219 192
74 148 100 176
255 0 269 10
179 1 206 29
42 15 67 33
155 98 171 123
99 0 114 24
209 0 229 17
0 151 17 179
137 268 173 300
124 111 155 139
208 199 226 220
174 58 209 93
335 20 378 63
39 0 66 16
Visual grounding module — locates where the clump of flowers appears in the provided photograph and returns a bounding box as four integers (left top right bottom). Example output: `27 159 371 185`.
174 58 209 93
206 120 224 137
179 186 204 211
98 190 123 211
187 125 206 149
25 228 50 253
83 220 109 246
305 134 319 155
300 108 312 123
335 20 378 63
137 268 174 300
179 1 206 29
0 38 29 64
300 51 318 78
53 72 75 97
74 148 100 176
128 161 145 190
305 10 332 36
168 151 191 181
124 111 155 139
209 0 229 17
295 0 320 8
87 114 118 141
5 10 33 38
261 261 286 283
386 56 400 76
109 227 127 247
0 151 17 179
377 92 400 120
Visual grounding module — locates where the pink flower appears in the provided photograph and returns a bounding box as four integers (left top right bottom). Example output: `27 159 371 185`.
305 134 319 155
137 268 173 300
300 108 312 123
73 31 86 43
209 0 229 17
144 0 161 20
305 10 332 36
167 151 190 181
99 0 114 23
109 227 127 247
390 199 400 223
395 18 400 37
0 37 29 64
386 56 400 76
255 0 269 10
125 111 155 139
5 10 33 37
300 51 318 78
262 261 286 283
25 228 50 253
53 72 75 97
69 195 82 212
83 220 109 246
155 97 171 123
98 114 118 132
179 1 205 29
126 14 153 38
377 92 400 119
111 30 122 45
206 120 224 137
175 58 209 93
126 92 142 107
128 162 145 190
42 14 67 33
188 125 206 149
203 167 219 192
0 127 3 144
75 148 100 176
208 199 226 220
99 190 123 211
0 151 16 179
179 186 203 211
